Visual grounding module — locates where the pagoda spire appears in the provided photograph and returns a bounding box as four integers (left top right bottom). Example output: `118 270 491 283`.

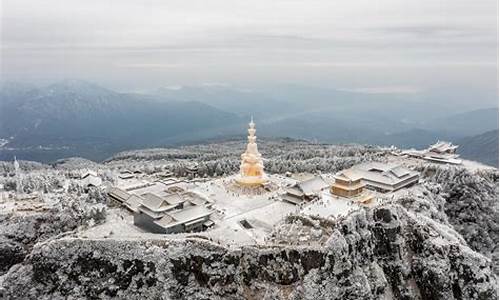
13 156 22 194
235 118 268 186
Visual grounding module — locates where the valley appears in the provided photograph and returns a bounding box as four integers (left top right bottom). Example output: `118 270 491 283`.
1 80 498 165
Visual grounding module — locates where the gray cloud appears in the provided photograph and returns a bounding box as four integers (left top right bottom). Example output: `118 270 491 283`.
1 0 497 101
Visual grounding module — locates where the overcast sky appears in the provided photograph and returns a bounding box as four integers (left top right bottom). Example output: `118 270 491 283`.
1 0 498 100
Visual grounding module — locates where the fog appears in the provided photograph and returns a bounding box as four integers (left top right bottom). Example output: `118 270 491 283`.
1 0 498 107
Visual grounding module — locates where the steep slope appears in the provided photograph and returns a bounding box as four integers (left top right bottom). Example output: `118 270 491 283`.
2 205 497 299
456 130 499 166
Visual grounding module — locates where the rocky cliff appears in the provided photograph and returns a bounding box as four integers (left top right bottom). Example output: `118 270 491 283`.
2 205 496 300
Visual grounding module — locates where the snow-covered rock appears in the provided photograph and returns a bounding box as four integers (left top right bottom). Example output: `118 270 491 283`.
1 205 496 299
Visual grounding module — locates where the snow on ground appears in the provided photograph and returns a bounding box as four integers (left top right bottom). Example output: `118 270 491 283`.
190 174 298 245
78 168 455 246
77 173 377 245
79 174 299 245
0 192 57 214
207 200 297 245
79 208 147 239
300 190 361 219
461 159 497 172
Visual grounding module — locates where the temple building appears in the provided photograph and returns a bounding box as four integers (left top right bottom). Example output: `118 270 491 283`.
331 169 365 197
402 141 462 165
134 193 214 234
331 169 373 203
339 162 419 193
428 141 459 154
423 141 462 164
80 171 103 188
108 180 215 233
282 176 329 205
235 118 268 186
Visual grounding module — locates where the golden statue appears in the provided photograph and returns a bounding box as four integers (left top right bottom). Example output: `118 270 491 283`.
235 117 268 186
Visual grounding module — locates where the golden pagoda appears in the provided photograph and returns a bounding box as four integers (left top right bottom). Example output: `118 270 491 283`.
235 117 268 186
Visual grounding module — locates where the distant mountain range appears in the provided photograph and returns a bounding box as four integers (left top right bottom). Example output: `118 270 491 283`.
0 80 243 161
457 130 499 167
425 109 499 137
0 80 498 162
154 83 498 146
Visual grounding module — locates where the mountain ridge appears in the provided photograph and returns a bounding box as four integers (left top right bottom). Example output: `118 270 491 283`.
1 80 498 162
457 130 499 167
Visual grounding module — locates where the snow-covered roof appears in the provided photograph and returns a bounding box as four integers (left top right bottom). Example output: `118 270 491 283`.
355 161 399 173
141 193 184 212
296 176 329 195
428 141 459 153
423 156 463 165
140 193 165 210
390 166 410 178
402 142 461 164
81 174 102 187
331 181 365 191
108 187 130 202
123 194 142 211
118 179 152 191
285 186 304 197
183 193 209 206
335 169 363 182
347 162 420 189
282 193 305 205
156 205 213 227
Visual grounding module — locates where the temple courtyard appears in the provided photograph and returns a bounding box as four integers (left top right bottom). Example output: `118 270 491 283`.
76 122 468 246
79 173 369 246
